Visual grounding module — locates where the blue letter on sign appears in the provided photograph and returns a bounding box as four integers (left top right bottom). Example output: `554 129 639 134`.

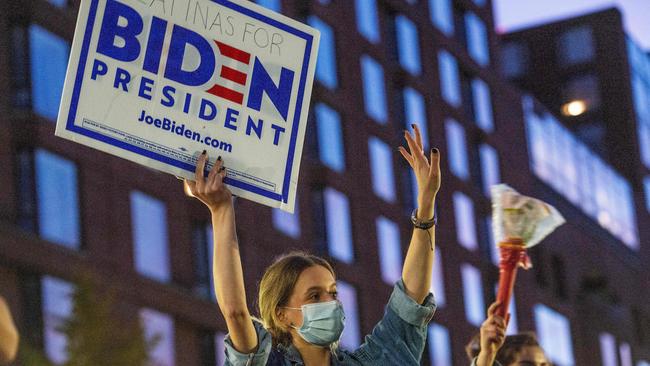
164 25 215 87
247 58 295 122
97 0 143 62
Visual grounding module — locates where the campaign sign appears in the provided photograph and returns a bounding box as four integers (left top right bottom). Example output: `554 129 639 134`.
55 0 320 212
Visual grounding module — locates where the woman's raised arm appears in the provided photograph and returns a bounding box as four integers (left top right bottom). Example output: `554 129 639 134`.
185 152 257 353
398 125 441 304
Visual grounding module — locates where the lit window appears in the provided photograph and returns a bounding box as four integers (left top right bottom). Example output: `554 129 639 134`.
30 25 69 121
562 74 600 112
431 248 446 307
599 332 617 366
465 12 489 66
524 98 639 248
428 323 452 365
42 276 74 364
35 149 80 249
479 144 500 196
337 280 361 349
215 332 226 366
557 26 594 66
395 15 421 74
506 294 519 335
429 0 454 36
631 75 649 119
472 78 494 132
361 55 388 123
403 87 429 149
315 103 345 172
620 342 633 366
445 119 469 180
308 16 337 89
355 0 380 43
500 42 527 78
410 170 419 210
644 177 650 213
193 223 215 300
534 304 575 366
369 137 396 202
324 188 354 263
639 122 650 168
438 50 461 107
255 0 281 12
273 201 301 239
376 216 402 284
131 192 170 282
140 308 175 366
461 263 485 326
454 192 478 250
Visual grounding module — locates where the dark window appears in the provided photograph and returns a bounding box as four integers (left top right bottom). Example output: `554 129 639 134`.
192 223 214 300
557 26 595 66
16 149 36 232
551 254 567 299
11 25 30 109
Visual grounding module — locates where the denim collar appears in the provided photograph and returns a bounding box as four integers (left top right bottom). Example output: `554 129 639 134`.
276 343 303 364
276 343 341 365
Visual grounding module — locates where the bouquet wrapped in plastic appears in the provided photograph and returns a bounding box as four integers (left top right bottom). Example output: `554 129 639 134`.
491 184 565 318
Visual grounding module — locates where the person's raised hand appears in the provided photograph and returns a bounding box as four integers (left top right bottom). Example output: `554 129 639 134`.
477 301 508 365
184 151 232 213
398 124 441 219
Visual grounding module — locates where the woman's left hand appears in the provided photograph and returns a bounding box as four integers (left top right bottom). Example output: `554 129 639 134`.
398 124 441 219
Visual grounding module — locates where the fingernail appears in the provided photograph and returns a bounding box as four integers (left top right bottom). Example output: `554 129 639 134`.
217 156 222 161
202 150 207 155
411 123 416 129
432 148 439 154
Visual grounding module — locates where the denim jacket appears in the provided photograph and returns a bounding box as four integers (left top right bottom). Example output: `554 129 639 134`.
223 280 436 365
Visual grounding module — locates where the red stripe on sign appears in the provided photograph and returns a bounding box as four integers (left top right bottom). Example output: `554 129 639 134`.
221 66 248 85
206 84 244 105
216 41 251 64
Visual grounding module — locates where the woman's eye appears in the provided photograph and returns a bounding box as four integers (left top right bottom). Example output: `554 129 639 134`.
330 291 338 299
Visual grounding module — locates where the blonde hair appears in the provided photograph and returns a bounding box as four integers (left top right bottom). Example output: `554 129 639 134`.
257 251 335 346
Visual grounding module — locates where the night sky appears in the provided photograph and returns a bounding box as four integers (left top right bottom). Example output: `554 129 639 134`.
494 0 650 49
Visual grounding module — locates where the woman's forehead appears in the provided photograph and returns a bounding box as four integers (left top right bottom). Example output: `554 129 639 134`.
516 345 548 362
294 265 336 291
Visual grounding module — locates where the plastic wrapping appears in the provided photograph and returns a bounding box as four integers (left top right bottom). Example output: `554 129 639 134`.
491 184 565 318
491 184 565 248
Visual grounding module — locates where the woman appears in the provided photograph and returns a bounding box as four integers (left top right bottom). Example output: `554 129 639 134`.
469 302 551 366
185 126 441 365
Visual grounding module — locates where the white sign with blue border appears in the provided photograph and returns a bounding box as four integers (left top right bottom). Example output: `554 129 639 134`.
56 0 320 212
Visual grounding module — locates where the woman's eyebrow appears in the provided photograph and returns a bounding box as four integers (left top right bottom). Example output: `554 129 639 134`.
303 286 323 295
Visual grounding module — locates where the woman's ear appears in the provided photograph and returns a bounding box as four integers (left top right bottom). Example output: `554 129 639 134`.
276 308 289 329
276 308 285 321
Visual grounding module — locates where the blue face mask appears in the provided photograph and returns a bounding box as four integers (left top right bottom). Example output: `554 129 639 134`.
285 300 346 347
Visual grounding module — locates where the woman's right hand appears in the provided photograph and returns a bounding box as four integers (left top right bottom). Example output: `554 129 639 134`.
477 301 508 366
184 151 232 213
